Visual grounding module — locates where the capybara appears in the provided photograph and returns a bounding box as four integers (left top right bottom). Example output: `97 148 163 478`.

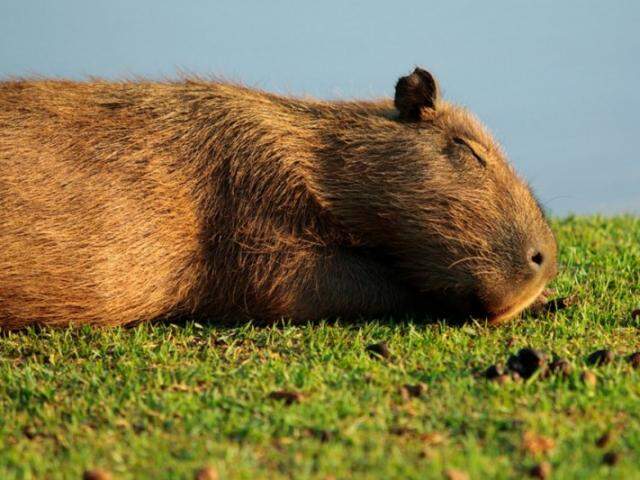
0 68 557 329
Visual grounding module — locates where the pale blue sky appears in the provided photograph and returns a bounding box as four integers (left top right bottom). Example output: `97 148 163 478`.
1 1 638 215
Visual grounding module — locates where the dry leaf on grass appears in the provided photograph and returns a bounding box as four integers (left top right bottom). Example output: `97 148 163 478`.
522 431 555 456
444 468 469 480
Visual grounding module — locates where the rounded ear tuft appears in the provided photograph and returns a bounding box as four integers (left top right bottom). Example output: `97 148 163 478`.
394 67 440 121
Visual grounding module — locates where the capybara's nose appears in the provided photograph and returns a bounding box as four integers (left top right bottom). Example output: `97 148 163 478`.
527 242 558 282
527 247 545 272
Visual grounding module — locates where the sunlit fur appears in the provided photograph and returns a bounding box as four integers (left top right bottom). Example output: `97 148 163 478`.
0 74 556 328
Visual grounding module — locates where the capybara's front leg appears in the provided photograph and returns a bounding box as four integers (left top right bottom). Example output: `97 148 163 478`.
270 248 412 321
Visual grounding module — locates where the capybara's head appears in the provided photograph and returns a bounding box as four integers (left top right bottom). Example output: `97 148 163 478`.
318 67 557 323
388 67 557 322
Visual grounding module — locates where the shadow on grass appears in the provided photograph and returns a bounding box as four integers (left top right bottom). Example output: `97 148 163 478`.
1 289 587 338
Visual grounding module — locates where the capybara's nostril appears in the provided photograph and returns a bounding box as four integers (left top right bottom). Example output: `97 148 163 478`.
528 248 544 270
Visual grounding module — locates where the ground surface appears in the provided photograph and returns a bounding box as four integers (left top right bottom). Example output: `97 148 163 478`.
1 216 639 479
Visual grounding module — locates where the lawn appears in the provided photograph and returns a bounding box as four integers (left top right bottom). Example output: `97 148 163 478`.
1 216 639 479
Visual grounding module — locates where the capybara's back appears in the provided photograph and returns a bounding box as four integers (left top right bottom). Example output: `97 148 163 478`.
0 70 558 328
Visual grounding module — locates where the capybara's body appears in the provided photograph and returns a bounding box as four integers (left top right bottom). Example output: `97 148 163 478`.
0 70 557 328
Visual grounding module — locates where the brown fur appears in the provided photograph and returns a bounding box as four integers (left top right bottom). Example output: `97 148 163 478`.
0 69 556 329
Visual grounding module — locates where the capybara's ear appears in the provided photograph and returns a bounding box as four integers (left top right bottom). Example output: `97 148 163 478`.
394 67 440 121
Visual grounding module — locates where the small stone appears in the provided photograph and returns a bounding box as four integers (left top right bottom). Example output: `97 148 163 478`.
508 348 548 379
587 349 615 366
549 358 572 378
626 352 640 369
533 294 577 314
22 425 38 439
602 451 621 466
366 342 390 359
581 370 597 388
527 289 555 314
529 461 552 479
485 364 517 384
195 466 219 480
595 431 612 448
443 468 469 480
418 447 434 459
400 382 427 398
315 429 333 442
557 294 577 308
527 298 548 315
83 469 112 480
485 364 504 380
420 432 446 446
398 385 411 402
389 426 415 436
268 390 303 405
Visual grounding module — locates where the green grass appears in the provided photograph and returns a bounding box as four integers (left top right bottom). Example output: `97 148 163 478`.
1 216 640 479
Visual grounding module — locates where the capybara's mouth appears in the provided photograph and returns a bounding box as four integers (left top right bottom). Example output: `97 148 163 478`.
485 282 549 324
